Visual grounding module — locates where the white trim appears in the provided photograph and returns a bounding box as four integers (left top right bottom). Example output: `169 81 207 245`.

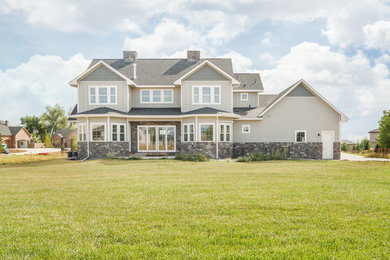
111 123 126 142
136 85 175 88
258 79 349 122
199 123 215 142
233 89 263 93
219 123 232 142
77 123 86 142
88 86 118 105
174 60 240 85
137 125 176 152
295 130 307 143
90 123 106 142
140 89 174 104
183 123 195 142
240 93 248 101
192 85 221 105
242 124 250 134
216 116 219 159
69 60 135 87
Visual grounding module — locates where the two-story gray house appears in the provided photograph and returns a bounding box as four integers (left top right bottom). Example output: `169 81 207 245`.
69 50 348 159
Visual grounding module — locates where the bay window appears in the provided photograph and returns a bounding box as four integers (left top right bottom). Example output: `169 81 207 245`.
183 123 194 142
112 124 125 142
219 123 231 142
78 124 86 142
200 123 214 142
91 124 105 141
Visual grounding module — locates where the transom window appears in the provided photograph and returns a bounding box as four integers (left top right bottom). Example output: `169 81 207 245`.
112 124 125 142
242 124 250 134
183 123 194 142
240 93 248 101
91 123 105 141
200 123 214 142
89 86 117 105
193 86 220 104
295 130 306 143
78 124 86 142
140 89 173 103
220 123 231 142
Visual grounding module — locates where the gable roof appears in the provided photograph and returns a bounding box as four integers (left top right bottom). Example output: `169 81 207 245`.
8 126 26 136
233 73 264 91
258 79 349 122
173 60 240 85
54 129 76 138
369 128 379 133
69 60 135 87
342 140 355 145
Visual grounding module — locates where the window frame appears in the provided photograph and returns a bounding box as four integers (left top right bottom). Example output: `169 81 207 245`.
295 130 307 143
112 123 126 142
192 85 221 105
219 123 232 142
88 86 117 105
90 123 106 142
240 93 249 101
242 124 250 134
140 89 174 104
78 123 86 142
199 123 214 142
183 123 195 142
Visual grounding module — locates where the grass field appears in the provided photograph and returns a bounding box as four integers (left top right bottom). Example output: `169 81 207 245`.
0 152 66 165
0 159 389 259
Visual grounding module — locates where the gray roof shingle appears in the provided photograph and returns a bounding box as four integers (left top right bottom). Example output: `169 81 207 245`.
233 73 263 91
8 126 24 136
54 129 76 138
0 124 11 136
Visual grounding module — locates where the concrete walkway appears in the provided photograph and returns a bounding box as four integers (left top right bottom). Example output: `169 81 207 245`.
341 152 390 162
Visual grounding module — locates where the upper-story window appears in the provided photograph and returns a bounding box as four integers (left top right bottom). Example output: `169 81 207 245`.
193 85 220 105
89 86 117 105
240 93 248 101
141 89 173 103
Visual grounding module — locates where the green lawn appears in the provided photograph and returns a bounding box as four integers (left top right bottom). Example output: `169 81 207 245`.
0 159 389 259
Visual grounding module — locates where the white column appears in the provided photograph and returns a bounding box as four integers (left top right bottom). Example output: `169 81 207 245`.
216 116 219 159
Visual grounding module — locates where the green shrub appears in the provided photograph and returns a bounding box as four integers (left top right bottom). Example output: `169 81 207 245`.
175 152 208 162
237 150 287 162
236 156 249 162
341 142 348 152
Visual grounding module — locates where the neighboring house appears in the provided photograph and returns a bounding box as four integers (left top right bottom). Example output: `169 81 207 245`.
368 128 379 149
341 140 355 151
0 120 31 148
69 50 348 160
52 129 77 148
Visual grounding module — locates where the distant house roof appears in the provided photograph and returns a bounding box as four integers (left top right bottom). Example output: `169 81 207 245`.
0 124 11 136
233 73 264 91
369 128 379 133
8 126 25 136
341 140 355 145
54 129 76 138
0 124 29 136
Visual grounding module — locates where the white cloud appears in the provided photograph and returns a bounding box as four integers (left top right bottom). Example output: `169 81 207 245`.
218 51 252 72
259 42 390 139
363 20 390 51
0 54 89 125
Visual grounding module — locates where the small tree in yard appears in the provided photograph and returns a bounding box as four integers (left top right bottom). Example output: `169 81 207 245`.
354 141 361 151
41 104 68 138
0 134 4 152
360 138 370 150
71 135 78 151
378 109 390 148
44 134 52 148
341 142 348 152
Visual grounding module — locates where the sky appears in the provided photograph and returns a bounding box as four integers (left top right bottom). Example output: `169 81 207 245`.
0 0 389 141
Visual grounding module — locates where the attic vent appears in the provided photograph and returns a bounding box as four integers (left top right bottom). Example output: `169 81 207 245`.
187 50 200 62
123 51 137 62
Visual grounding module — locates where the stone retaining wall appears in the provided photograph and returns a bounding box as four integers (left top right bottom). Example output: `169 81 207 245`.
232 142 323 159
78 142 129 159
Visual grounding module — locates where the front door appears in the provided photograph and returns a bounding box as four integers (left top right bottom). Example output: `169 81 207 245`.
321 131 334 159
138 125 175 152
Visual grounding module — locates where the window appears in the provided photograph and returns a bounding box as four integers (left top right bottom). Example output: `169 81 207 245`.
200 123 214 142
240 93 248 101
140 89 173 103
78 124 86 142
112 124 125 142
183 123 194 142
242 124 250 134
220 123 231 142
192 86 221 104
91 124 105 141
295 130 306 143
89 86 117 105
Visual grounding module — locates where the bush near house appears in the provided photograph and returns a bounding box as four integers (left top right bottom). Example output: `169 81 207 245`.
237 150 287 162
378 109 390 148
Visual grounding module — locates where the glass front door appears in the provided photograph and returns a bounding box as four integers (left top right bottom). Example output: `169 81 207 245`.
138 125 176 152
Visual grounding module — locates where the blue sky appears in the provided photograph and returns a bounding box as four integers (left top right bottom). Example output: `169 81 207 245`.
0 0 389 141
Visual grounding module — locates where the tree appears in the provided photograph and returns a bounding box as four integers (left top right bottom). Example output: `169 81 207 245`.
0 134 4 152
20 115 47 142
378 109 390 148
341 142 348 152
360 138 370 150
71 135 78 151
44 134 52 148
41 104 68 138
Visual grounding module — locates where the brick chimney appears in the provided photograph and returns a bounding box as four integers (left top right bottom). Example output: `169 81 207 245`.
123 51 138 62
4 120 9 126
187 50 200 62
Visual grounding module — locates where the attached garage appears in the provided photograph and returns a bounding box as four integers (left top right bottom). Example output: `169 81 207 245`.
17 140 29 148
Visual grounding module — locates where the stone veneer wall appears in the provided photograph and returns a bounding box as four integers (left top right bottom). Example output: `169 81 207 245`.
333 142 341 160
78 142 129 159
130 121 181 153
179 142 233 159
233 142 323 159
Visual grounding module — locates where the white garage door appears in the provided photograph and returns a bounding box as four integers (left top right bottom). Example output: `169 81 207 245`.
321 131 334 159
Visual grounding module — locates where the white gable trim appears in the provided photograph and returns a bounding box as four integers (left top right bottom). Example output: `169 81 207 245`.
173 60 240 86
258 79 349 122
69 60 136 87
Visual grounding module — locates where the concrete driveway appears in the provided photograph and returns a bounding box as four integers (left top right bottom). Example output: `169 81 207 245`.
341 152 390 162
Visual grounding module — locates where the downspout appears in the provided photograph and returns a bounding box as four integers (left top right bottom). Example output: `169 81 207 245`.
81 116 90 161
216 115 219 159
